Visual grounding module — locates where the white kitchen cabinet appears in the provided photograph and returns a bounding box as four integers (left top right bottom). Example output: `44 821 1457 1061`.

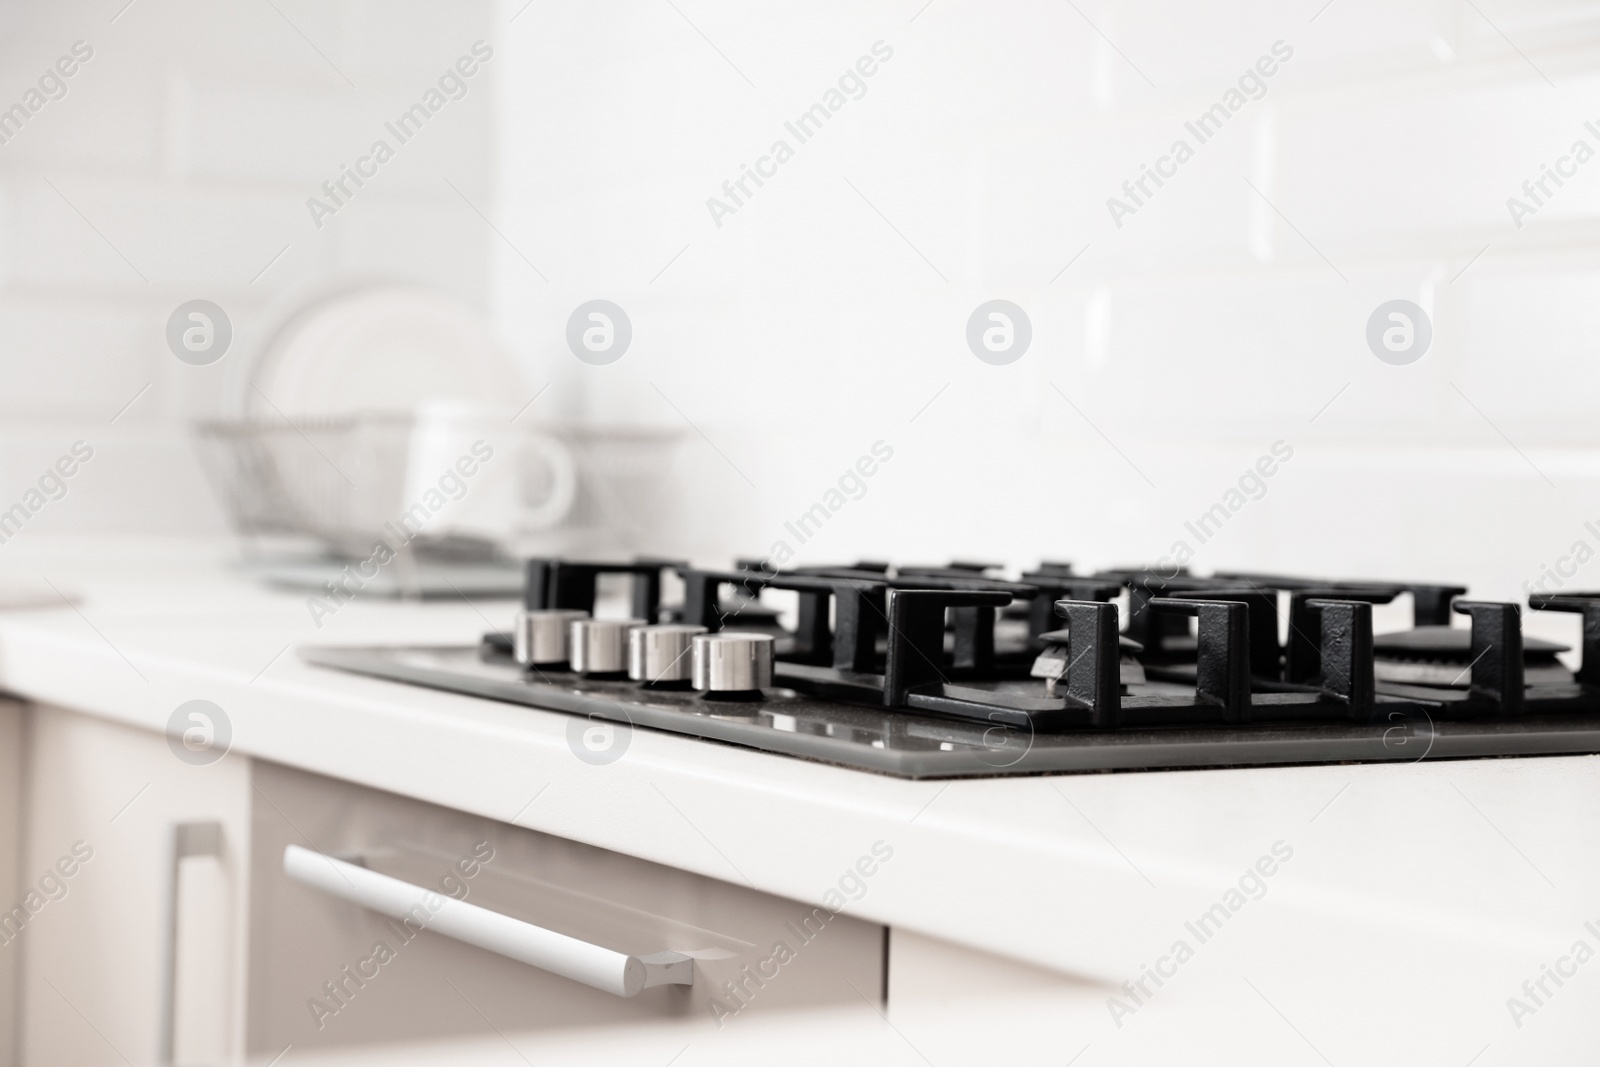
0 699 23 1067
14 703 252 1067
245 761 886 1058
887 926 1096 1007
4 704 889 1064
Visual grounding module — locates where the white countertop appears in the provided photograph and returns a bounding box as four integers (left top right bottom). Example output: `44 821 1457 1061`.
0 538 1594 1039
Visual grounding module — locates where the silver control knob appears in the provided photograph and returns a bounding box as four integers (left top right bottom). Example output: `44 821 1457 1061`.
629 624 708 684
513 609 589 666
569 618 647 675
692 632 774 693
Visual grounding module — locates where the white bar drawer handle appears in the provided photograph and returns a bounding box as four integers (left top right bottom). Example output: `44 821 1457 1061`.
282 845 692 997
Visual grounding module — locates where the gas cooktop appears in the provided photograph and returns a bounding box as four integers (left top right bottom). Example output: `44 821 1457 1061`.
302 559 1600 778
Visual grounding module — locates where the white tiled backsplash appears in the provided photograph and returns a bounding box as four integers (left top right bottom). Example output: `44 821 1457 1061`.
4 0 1600 610
0 0 498 540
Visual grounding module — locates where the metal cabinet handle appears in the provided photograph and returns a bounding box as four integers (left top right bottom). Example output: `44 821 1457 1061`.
281 845 693 997
161 821 224 1066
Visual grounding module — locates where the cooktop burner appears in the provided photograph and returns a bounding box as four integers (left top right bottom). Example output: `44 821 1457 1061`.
302 558 1600 778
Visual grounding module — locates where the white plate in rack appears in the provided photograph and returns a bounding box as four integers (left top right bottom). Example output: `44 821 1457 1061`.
209 282 576 546
243 283 528 420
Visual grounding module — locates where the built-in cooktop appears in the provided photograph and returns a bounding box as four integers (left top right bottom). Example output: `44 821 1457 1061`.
302 558 1600 779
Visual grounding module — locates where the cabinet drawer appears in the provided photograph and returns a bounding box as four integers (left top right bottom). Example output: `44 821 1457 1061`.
246 762 884 1057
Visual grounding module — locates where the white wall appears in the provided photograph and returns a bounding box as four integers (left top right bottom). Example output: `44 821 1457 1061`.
493 0 1600 611
4 0 1600 611
0 0 498 537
